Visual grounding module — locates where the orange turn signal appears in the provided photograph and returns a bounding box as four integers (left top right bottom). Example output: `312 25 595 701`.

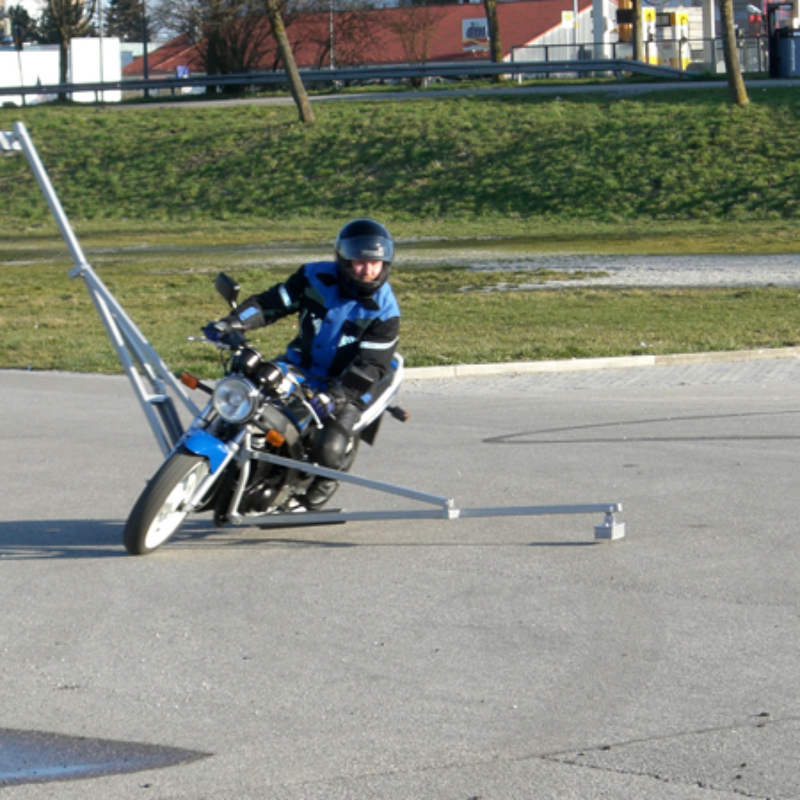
265 429 285 447
181 372 200 390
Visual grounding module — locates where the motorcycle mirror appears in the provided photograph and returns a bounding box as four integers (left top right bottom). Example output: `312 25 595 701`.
215 272 241 308
342 364 374 394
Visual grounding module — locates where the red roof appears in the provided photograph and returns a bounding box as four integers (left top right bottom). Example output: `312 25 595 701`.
124 0 591 77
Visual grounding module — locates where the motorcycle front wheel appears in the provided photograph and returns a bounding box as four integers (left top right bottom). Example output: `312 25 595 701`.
124 449 211 555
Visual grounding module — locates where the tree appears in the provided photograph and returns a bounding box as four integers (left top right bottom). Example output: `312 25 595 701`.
150 0 201 39
39 0 96 92
718 0 749 106
153 0 314 122
481 0 503 81
298 0 380 69
202 1 273 78
264 0 314 122
381 3 444 87
105 0 146 42
382 4 445 67
154 0 275 80
631 0 644 63
5 5 41 47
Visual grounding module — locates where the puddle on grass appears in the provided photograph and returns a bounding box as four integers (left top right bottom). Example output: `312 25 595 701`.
0 728 210 786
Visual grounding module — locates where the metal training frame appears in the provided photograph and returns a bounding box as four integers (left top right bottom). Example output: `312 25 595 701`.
2 121 624 541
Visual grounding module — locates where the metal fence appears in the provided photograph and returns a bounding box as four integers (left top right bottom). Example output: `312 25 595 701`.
511 36 770 75
3 35 782 106
0 56 695 103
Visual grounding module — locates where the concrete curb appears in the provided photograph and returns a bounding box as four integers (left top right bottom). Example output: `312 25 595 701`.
404 346 800 380
5 346 799 384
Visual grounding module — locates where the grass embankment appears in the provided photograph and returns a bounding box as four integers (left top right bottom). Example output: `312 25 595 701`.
1 88 800 374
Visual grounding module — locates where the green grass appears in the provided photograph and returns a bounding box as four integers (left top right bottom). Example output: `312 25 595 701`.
2 255 799 376
2 86 800 375
2 87 800 233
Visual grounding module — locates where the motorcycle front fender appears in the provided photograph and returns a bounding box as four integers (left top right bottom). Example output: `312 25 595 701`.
183 429 236 474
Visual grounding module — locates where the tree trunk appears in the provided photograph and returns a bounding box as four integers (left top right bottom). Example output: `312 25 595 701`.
631 0 644 63
48 0 96 101
482 0 504 81
718 0 749 106
265 0 315 124
58 34 69 100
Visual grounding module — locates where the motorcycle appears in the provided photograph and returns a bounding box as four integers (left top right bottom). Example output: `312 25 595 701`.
123 272 408 556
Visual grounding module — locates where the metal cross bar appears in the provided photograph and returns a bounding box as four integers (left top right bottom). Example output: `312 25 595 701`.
238 502 625 536
254 451 457 511
4 122 200 455
239 450 625 540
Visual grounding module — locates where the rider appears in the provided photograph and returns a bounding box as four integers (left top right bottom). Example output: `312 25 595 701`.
203 218 400 509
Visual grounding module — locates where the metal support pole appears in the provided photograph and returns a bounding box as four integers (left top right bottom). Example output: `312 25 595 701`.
237 449 625 540
3 122 200 455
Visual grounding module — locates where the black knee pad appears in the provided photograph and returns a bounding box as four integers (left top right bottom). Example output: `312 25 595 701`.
313 405 360 469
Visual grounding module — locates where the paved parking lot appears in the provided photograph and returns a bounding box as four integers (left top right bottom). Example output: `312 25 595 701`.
1 355 800 798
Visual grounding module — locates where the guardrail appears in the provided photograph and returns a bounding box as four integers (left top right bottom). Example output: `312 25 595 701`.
0 57 695 102
512 35 771 75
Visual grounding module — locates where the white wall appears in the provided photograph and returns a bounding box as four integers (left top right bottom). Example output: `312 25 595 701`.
510 9 595 61
0 37 121 105
0 45 59 105
70 37 122 101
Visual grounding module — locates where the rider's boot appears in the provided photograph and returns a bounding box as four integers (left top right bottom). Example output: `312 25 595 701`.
303 477 340 509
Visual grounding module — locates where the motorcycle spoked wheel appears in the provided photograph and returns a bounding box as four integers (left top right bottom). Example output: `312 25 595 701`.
124 449 211 555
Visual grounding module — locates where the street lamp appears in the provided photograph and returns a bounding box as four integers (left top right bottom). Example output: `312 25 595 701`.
141 0 150 95
573 0 578 54
329 0 335 69
98 0 104 96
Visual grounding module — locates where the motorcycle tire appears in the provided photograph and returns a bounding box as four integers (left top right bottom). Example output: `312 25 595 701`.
124 449 210 555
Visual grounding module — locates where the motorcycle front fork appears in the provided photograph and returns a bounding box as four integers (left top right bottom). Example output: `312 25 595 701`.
215 431 304 524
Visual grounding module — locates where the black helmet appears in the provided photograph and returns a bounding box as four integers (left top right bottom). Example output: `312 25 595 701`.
334 218 394 298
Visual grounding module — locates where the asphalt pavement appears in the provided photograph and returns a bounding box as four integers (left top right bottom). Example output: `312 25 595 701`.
2 353 800 798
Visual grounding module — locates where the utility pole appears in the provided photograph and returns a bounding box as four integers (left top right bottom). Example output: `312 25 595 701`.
141 0 149 97
329 0 334 69
98 0 104 98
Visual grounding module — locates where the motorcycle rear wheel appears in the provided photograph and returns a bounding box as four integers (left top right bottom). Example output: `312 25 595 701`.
124 449 210 555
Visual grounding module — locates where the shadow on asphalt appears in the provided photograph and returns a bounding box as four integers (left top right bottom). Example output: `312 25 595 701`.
0 518 600 558
0 727 209 787
0 518 218 559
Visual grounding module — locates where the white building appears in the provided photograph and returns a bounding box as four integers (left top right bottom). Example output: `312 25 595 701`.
0 37 121 105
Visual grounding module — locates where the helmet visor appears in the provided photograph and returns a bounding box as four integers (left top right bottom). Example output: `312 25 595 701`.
338 235 394 264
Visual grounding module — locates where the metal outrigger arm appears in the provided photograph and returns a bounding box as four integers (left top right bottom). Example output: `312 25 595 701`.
235 451 626 540
4 121 625 542
3 121 199 456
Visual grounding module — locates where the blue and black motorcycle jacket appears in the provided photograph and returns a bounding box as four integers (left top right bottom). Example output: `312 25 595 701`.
229 261 401 405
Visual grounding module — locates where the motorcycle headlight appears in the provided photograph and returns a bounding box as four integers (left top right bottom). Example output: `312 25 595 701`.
213 376 258 424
